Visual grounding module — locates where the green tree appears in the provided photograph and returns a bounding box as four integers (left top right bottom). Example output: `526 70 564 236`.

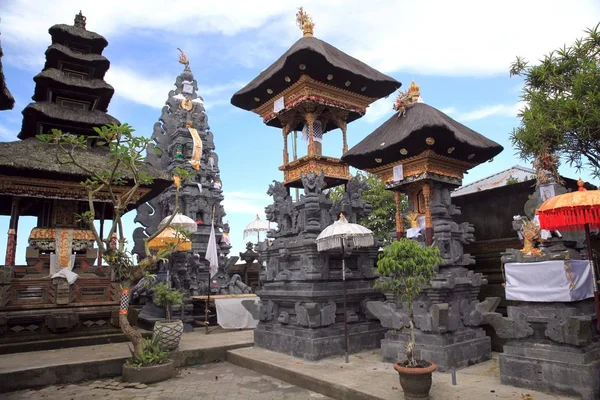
505 175 520 185
510 23 600 178
38 123 192 359
328 171 407 245
375 239 441 366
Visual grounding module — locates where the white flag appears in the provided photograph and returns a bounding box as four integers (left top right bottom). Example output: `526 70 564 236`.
205 223 219 277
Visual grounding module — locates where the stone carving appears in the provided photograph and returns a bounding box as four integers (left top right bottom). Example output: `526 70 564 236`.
295 300 336 328
255 175 384 360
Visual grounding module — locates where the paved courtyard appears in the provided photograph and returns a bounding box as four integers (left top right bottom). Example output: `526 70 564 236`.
1 361 331 400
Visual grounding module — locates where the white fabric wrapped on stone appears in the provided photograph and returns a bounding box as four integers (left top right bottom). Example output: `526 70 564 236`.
215 298 259 329
316 214 374 251
50 254 76 276
51 261 79 284
505 260 594 302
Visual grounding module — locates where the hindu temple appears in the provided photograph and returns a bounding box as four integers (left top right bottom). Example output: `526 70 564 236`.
0 12 170 350
132 51 249 328
0 28 14 111
231 9 401 360
343 83 505 371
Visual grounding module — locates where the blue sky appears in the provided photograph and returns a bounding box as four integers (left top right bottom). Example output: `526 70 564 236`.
1 0 600 264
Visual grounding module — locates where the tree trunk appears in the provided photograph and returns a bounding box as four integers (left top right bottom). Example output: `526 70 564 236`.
118 280 143 359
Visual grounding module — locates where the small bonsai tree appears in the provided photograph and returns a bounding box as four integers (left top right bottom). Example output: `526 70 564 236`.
375 239 441 367
38 123 193 359
153 282 185 322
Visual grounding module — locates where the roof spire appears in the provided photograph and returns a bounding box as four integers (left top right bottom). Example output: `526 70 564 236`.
296 7 314 37
74 11 86 30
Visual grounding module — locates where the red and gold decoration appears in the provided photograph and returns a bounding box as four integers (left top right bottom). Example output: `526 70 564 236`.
536 178 600 329
393 81 421 117
148 227 192 252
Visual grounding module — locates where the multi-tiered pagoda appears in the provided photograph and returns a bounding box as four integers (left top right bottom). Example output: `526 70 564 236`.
0 28 14 111
231 9 400 360
0 12 170 349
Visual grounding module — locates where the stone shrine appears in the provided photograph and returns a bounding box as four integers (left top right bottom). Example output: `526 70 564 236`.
343 83 505 371
132 52 243 326
231 9 400 360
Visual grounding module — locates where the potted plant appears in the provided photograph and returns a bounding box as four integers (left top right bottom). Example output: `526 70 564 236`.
152 281 185 351
123 335 175 384
39 124 193 372
375 239 441 400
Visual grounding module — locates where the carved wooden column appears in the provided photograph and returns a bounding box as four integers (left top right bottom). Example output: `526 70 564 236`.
305 112 315 156
422 183 433 246
331 109 349 154
282 125 290 165
394 191 403 241
5 196 20 266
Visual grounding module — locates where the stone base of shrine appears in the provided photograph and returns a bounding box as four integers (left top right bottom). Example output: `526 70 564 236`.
381 327 491 372
254 321 385 361
500 339 600 400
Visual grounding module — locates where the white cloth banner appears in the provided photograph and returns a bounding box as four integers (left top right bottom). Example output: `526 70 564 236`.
215 298 259 329
505 260 594 302
205 223 219 278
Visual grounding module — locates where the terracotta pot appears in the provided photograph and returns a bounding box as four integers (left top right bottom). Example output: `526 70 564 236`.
393 360 436 400
122 359 174 384
153 320 184 351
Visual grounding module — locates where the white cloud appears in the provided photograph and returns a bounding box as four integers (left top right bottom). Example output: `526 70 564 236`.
2 0 599 78
363 97 395 123
222 191 271 216
444 101 527 122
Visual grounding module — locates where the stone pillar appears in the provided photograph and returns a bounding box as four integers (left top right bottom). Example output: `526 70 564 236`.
422 183 433 246
394 191 403 240
5 197 20 266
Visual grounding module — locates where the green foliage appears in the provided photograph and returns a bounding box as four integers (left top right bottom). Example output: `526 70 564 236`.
375 239 441 307
510 23 600 178
126 335 170 367
329 171 407 245
153 282 185 322
375 239 441 366
505 175 520 185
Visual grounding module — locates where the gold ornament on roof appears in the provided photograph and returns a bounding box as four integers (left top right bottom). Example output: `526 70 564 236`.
177 48 190 68
296 7 314 37
406 211 421 228
393 80 421 117
180 98 193 111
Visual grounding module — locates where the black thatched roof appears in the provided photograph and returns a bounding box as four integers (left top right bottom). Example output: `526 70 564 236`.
49 24 108 53
19 102 119 139
45 43 110 79
231 36 400 111
342 103 504 170
0 138 172 206
0 39 15 111
33 68 114 110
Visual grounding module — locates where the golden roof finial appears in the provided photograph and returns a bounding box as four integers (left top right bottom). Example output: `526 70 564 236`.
177 48 190 68
296 7 314 37
408 81 420 101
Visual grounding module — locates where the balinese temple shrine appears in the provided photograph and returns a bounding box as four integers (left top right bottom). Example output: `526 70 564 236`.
0 12 170 350
343 84 505 370
231 9 401 361
0 27 15 111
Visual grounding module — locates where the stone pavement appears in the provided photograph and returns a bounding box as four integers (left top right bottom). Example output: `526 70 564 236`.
1 361 331 400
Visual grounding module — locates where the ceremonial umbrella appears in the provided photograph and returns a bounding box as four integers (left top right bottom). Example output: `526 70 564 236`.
158 213 198 233
536 179 600 328
148 227 192 252
316 213 374 363
243 214 270 242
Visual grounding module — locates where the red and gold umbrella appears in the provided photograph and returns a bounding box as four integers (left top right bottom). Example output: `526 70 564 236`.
536 178 600 328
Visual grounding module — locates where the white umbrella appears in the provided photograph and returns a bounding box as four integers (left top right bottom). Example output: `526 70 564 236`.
243 214 270 242
158 213 198 234
316 213 374 364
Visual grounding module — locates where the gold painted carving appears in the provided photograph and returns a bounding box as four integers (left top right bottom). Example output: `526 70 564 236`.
279 155 350 185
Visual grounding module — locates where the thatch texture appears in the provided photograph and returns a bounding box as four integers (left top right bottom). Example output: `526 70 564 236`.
49 24 108 52
45 43 110 78
33 68 114 111
0 138 172 205
342 103 503 170
19 102 119 139
231 36 400 111
0 39 15 111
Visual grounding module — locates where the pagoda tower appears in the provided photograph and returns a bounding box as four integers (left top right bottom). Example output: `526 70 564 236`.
0 12 170 348
231 9 400 361
133 51 235 299
343 83 504 371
